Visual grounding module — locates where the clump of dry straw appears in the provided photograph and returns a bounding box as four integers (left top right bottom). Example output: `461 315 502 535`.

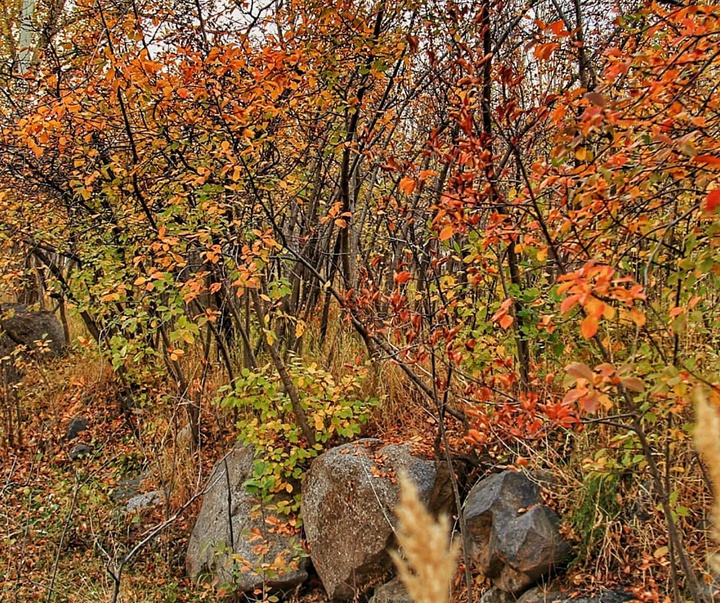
694 388 720 573
391 472 459 603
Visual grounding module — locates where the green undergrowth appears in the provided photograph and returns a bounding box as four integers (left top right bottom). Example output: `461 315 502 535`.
217 357 380 514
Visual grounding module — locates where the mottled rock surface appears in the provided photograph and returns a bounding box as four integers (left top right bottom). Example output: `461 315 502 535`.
65 417 88 441
69 444 92 461
465 471 570 593
126 490 164 512
186 445 307 594
0 303 65 357
369 579 413 603
301 439 449 601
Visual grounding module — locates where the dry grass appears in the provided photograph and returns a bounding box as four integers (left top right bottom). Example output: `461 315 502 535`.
391 472 459 603
694 388 720 574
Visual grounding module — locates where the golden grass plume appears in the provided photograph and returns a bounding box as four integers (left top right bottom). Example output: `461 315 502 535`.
694 387 720 573
391 471 459 603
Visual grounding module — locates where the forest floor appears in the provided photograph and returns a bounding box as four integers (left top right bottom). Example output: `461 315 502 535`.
0 345 713 603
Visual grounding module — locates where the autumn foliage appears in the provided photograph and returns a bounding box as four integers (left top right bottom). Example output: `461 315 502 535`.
1 0 720 599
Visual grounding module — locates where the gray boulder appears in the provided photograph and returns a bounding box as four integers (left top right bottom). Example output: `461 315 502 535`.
480 586 515 603
482 585 634 603
464 471 570 594
370 579 413 603
0 303 66 357
301 439 449 601
111 475 143 502
515 584 561 603
517 587 634 603
186 445 308 594
0 303 66 384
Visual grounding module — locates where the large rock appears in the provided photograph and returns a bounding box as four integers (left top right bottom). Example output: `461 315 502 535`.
482 586 634 603
517 587 635 603
301 439 449 601
186 445 308 594
370 579 413 603
464 471 570 594
0 303 66 357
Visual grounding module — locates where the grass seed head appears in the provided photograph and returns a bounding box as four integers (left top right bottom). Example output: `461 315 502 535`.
391 471 459 603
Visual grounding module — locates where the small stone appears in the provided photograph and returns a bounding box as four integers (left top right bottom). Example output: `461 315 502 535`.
65 417 88 440
111 476 143 502
69 444 92 461
126 490 164 512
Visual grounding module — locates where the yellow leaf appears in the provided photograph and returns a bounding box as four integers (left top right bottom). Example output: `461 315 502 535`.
629 308 646 327
654 546 669 559
295 320 306 338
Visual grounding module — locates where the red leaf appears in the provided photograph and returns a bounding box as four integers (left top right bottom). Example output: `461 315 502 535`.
706 189 720 212
394 271 412 285
696 155 720 167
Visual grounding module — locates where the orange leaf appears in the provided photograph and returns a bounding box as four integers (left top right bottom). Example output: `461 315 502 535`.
584 92 606 108
560 294 580 313
669 306 685 318
566 362 594 381
562 388 585 404
534 42 559 61
438 225 455 241
499 314 514 329
548 19 566 35
399 177 416 195
629 308 646 327
580 314 598 339
580 391 599 413
467 429 483 442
